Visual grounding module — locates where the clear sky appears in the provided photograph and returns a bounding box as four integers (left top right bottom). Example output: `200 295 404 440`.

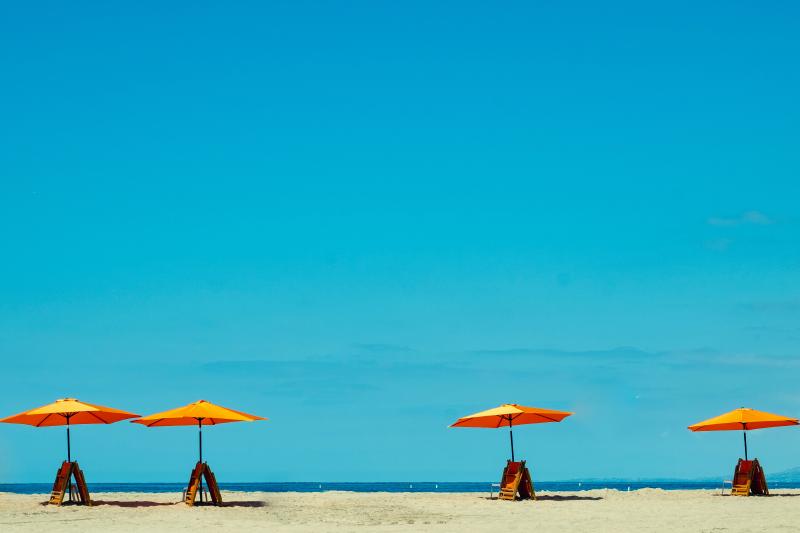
1 2 799 483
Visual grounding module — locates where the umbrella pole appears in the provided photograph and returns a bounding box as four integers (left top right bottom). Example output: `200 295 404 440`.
198 418 204 503
66 415 73 503
743 430 748 461
508 416 515 462
66 417 71 463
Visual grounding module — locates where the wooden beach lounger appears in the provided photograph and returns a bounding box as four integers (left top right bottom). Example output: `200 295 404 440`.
184 461 223 506
49 461 91 506
498 460 535 501
731 458 768 496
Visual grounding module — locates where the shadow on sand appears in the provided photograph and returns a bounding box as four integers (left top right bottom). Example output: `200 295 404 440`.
93 500 178 508
484 495 602 502
92 500 268 508
38 501 100 507
535 494 603 501
217 501 267 508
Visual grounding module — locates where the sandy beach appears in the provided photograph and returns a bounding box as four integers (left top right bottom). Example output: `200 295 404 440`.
2 489 800 532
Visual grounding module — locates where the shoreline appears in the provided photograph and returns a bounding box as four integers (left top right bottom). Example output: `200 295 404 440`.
3 490 800 532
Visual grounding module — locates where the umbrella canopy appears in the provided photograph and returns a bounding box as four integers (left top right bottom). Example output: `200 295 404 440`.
450 403 573 461
451 404 572 428
0 398 140 462
132 399 266 427
0 398 140 426
688 407 798 459
688 407 798 432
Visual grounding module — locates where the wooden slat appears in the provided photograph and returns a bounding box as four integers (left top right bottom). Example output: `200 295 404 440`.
751 459 769 496
519 467 536 500
203 464 223 506
184 462 204 506
497 460 535 501
49 462 72 506
72 463 92 505
498 460 523 500
731 459 754 497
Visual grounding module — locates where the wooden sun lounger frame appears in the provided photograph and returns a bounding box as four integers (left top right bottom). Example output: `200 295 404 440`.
498 459 535 501
184 461 222 506
731 458 768 496
49 461 91 506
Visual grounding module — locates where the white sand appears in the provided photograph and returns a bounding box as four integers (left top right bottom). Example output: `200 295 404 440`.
2 489 799 532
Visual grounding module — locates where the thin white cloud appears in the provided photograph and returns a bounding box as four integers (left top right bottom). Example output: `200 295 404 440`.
708 210 774 227
705 238 733 251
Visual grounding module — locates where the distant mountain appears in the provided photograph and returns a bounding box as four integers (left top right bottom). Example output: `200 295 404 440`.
551 467 800 485
557 470 800 484
556 477 719 483
767 467 800 482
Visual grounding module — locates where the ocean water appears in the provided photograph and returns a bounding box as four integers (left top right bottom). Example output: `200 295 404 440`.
3 480 800 494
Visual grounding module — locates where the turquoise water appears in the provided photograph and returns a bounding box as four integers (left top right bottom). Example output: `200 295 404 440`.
3 481 800 494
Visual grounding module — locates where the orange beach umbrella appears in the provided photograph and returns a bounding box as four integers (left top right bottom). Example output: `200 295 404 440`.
0 398 140 462
450 403 573 461
688 407 798 460
132 400 266 463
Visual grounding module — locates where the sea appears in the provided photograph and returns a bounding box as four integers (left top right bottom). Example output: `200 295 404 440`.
3 480 800 494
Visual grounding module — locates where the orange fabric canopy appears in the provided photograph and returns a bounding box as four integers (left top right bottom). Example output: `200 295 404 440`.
0 398 139 426
450 403 573 428
688 407 799 432
132 400 266 427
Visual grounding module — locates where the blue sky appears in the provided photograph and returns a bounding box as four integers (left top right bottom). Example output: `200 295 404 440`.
1 1 800 482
